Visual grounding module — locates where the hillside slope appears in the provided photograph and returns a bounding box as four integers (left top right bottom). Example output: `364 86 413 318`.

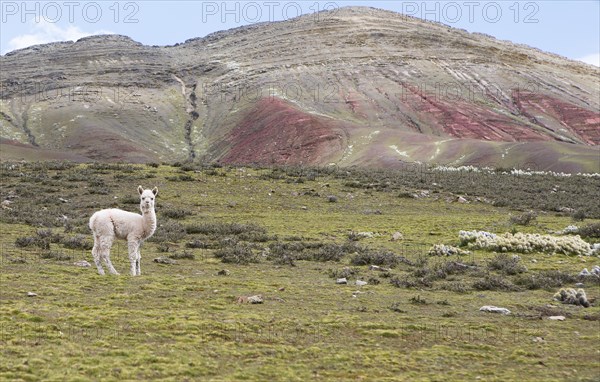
1 7 598 171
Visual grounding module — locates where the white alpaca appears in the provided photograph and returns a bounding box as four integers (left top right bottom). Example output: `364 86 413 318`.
89 186 158 276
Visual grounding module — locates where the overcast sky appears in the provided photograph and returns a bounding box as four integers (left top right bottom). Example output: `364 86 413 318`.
1 1 598 66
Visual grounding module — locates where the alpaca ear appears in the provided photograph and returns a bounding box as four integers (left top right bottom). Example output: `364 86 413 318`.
152 187 158 196
138 185 144 195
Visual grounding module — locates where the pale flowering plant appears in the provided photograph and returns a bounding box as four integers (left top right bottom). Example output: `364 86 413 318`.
458 230 598 257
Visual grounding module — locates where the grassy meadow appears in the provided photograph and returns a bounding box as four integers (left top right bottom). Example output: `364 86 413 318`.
1 161 599 381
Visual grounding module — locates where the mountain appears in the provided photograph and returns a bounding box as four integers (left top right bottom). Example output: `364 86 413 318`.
1 7 599 172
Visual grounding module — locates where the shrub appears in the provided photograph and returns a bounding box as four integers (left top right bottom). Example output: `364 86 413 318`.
487 253 527 275
459 230 593 256
168 250 195 260
367 277 380 285
446 281 469 293
150 220 186 243
578 222 600 239
389 302 406 313
214 243 260 264
472 275 519 291
40 251 72 261
162 208 192 220
509 211 537 226
270 252 296 266
513 270 577 290
121 195 140 204
61 235 93 250
350 250 401 268
185 222 266 237
327 267 360 279
36 229 62 243
411 260 472 283
186 239 209 249
553 288 590 307
428 244 470 257
390 275 432 288
571 210 586 222
15 236 46 249
166 174 194 182
409 295 428 305
310 243 351 262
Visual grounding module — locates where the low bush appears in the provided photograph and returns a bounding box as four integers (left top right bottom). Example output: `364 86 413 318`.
327 267 360 280
185 222 266 237
350 250 401 268
578 222 600 239
162 208 192 220
40 251 72 261
487 253 527 275
168 250 195 260
61 235 93 250
513 270 577 290
472 275 519 291
509 211 537 226
214 243 260 264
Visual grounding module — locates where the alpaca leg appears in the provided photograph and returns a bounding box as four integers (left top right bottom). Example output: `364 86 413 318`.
136 252 141 276
100 236 119 275
92 236 105 275
128 241 140 276
104 254 120 275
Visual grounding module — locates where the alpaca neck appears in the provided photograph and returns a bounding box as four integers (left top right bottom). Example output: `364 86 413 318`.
141 208 157 239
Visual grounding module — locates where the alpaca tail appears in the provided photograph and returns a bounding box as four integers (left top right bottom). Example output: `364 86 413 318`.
89 211 97 231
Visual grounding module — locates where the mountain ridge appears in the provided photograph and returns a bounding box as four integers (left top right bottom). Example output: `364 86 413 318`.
1 6 598 172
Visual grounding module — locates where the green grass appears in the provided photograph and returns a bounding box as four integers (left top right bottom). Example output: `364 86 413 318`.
1 162 599 381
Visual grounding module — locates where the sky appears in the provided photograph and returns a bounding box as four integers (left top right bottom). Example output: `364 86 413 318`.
0 1 598 66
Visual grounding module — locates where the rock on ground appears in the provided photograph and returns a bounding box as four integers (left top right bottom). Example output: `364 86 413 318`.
547 315 566 321
153 257 176 265
391 232 403 241
479 305 511 315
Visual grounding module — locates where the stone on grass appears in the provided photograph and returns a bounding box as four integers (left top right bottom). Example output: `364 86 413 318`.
547 316 566 321
153 256 176 265
369 265 390 272
356 280 368 286
237 295 263 304
336 278 348 284
74 260 91 267
27 292 37 297
247 295 263 304
479 305 511 315
391 232 403 241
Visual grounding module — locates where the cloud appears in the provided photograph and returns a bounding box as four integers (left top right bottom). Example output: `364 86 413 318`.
5 20 112 54
577 53 600 67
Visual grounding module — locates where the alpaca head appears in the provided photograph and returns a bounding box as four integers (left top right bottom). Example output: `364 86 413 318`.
138 185 158 213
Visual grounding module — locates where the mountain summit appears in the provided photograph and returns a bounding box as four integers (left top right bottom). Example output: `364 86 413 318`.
1 7 598 171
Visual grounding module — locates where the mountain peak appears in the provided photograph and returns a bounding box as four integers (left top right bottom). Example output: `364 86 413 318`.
1 7 598 172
